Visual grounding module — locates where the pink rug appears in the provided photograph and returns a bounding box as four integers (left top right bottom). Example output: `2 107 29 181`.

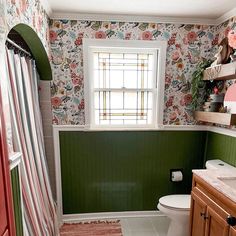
60 220 123 236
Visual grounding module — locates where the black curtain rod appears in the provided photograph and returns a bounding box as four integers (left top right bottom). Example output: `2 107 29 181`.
6 38 31 56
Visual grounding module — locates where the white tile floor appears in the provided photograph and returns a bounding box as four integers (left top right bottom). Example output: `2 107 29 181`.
120 216 170 236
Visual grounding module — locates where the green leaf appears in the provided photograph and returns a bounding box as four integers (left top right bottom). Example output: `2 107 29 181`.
138 23 149 31
91 22 102 31
106 30 115 38
191 58 212 109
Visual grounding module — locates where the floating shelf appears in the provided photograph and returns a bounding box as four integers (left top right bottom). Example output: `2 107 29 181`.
203 62 236 81
194 111 236 126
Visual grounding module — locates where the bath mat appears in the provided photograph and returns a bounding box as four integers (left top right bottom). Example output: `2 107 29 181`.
60 220 123 236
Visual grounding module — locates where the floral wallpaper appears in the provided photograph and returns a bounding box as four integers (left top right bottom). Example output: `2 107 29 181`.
50 20 216 125
2 0 235 127
3 0 49 52
215 16 236 43
0 0 7 52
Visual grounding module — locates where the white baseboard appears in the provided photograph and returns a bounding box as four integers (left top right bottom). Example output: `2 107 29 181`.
63 211 165 223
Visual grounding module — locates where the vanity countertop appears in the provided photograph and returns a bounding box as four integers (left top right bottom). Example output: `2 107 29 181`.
193 169 236 204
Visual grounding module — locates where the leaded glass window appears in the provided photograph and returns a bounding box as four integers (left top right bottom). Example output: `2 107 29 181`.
93 51 156 125
84 39 167 128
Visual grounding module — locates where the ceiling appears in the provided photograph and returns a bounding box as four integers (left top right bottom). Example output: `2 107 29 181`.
47 0 236 20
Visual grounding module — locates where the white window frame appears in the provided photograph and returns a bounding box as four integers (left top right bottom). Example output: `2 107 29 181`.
83 39 167 129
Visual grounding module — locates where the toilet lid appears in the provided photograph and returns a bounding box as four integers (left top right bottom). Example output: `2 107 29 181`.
159 194 191 210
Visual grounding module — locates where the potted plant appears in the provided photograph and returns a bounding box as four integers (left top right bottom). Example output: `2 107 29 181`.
191 59 212 110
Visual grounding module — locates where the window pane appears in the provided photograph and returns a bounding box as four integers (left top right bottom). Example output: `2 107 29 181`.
124 71 137 89
124 92 137 109
94 110 100 124
94 53 99 70
93 51 155 126
110 71 123 88
94 90 153 125
124 120 136 125
110 92 123 109
110 53 123 59
94 70 100 88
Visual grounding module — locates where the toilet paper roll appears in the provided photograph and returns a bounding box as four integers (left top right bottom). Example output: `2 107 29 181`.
171 171 183 182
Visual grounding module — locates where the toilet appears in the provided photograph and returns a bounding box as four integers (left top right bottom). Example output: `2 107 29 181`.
158 194 191 236
157 159 231 236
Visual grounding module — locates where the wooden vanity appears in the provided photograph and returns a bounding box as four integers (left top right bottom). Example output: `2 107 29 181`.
190 173 236 236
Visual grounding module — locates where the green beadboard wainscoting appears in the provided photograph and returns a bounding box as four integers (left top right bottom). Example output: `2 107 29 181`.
60 131 206 214
11 166 23 236
205 132 236 166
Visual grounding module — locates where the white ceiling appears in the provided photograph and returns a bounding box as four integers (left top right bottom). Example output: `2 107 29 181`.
47 0 236 20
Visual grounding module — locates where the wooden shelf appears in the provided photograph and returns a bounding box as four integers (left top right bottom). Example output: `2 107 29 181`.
203 62 236 81
194 111 236 126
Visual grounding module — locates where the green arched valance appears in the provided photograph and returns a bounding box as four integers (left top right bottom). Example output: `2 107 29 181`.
12 24 52 81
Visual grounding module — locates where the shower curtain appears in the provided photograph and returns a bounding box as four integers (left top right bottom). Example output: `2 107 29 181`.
5 48 58 236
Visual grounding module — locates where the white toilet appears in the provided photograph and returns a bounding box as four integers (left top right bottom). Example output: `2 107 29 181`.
157 159 232 236
158 194 191 236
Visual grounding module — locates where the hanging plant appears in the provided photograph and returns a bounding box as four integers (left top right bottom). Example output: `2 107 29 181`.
191 59 212 110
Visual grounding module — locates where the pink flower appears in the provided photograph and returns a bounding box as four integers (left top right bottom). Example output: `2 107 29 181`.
165 75 172 85
20 0 27 12
175 44 181 49
37 16 42 31
52 117 59 125
187 31 197 43
95 31 106 39
142 31 152 40
212 35 219 46
224 27 231 37
49 30 58 42
168 33 176 46
166 96 174 107
228 30 236 49
78 99 84 110
169 112 177 121
51 97 62 107
171 51 180 61
125 32 132 40
71 72 77 78
180 94 192 106
75 37 82 46
72 78 79 85
70 63 77 70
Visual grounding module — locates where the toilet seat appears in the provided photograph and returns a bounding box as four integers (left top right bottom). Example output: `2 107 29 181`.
159 194 191 211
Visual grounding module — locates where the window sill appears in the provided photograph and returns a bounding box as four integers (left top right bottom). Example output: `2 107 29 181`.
52 124 207 132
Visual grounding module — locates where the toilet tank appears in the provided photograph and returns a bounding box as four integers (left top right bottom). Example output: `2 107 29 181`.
206 159 236 174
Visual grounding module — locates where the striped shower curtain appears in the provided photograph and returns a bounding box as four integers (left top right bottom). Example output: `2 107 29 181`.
5 48 58 236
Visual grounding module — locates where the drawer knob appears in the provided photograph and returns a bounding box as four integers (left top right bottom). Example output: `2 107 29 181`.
200 212 208 219
226 216 236 226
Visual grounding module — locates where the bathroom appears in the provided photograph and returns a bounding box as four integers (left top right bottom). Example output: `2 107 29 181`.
1 0 236 236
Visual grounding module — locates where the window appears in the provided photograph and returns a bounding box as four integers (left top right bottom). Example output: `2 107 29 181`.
83 39 167 128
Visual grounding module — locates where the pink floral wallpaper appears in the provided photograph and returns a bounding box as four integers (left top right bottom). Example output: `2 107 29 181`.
215 16 236 42
5 0 49 52
2 0 235 127
50 20 216 125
